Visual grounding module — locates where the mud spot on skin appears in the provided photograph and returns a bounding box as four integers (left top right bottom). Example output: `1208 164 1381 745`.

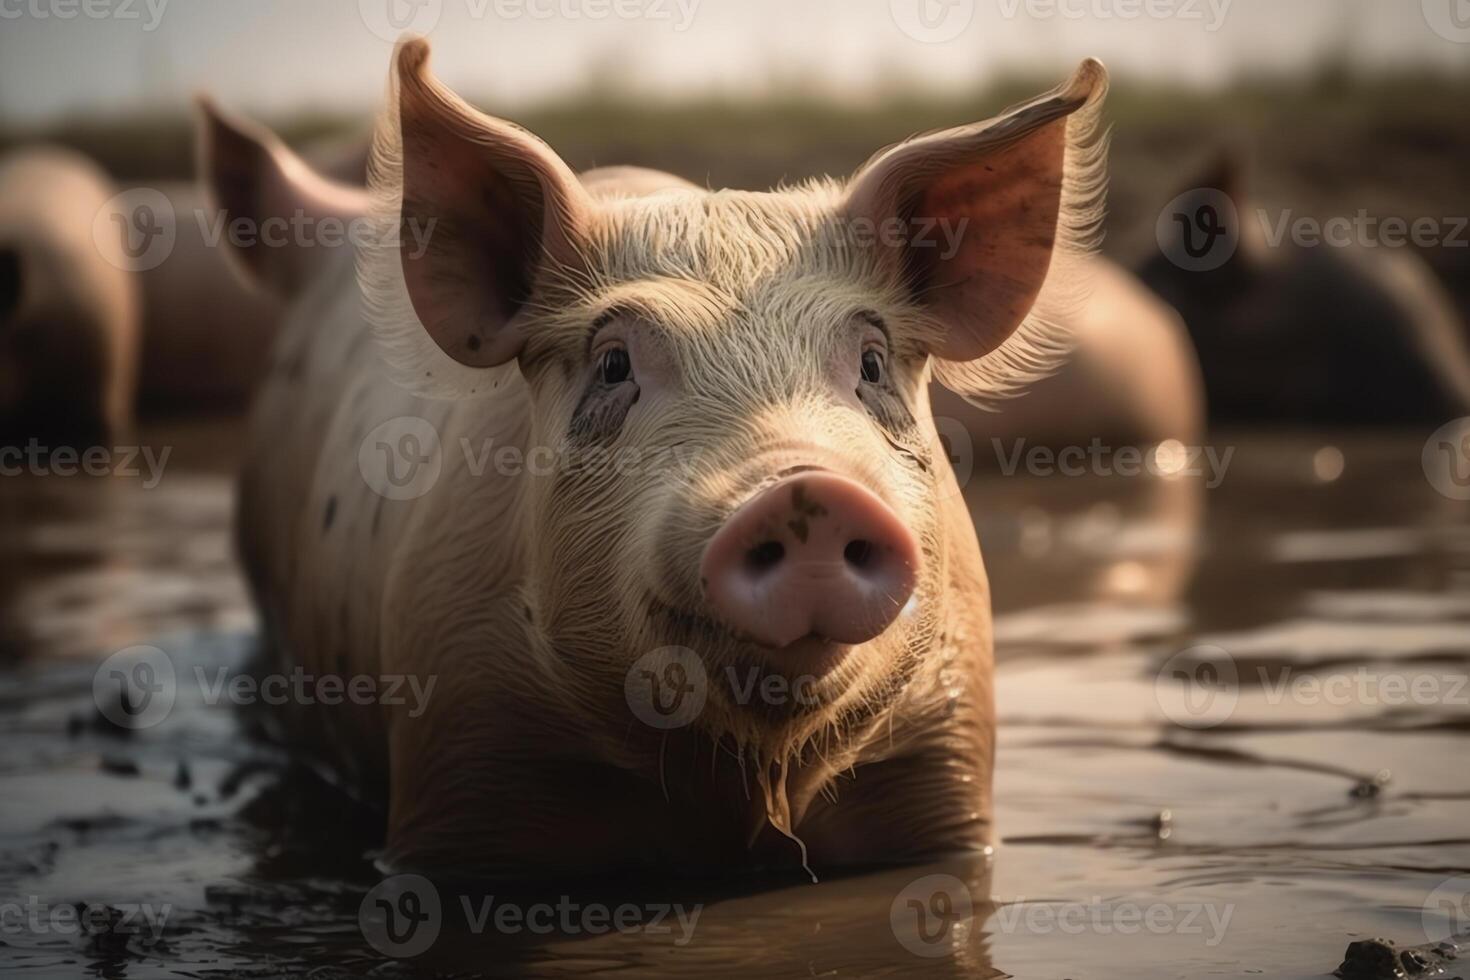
322 496 337 532
787 484 828 544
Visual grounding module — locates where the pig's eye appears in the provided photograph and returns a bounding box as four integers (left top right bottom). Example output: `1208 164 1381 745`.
598 346 633 385
860 348 885 385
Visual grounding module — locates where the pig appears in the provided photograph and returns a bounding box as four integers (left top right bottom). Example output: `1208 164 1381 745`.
1137 156 1470 425
219 38 1109 876
0 147 140 446
0 142 308 445
932 255 1204 457
133 124 371 410
129 182 286 412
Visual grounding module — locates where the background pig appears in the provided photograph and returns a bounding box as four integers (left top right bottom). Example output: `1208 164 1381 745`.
0 130 363 443
933 255 1204 456
1137 157 1470 426
221 39 1109 876
0 147 139 445
129 182 286 412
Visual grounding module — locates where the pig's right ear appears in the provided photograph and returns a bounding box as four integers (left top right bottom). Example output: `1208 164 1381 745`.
195 98 368 296
844 60 1109 402
388 38 592 369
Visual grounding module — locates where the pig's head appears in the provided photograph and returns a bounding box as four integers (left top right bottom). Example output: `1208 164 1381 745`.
366 39 1106 812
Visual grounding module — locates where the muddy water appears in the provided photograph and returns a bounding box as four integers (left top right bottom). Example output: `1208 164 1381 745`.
1 423 1467 979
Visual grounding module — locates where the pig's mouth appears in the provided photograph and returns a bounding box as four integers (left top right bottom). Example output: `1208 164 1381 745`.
760 633 854 676
644 594 873 710
649 593 854 666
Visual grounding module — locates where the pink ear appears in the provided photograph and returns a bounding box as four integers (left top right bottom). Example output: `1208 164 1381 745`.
196 97 368 296
843 59 1107 362
394 39 592 368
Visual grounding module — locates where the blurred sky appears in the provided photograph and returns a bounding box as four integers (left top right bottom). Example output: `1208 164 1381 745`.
0 0 1466 123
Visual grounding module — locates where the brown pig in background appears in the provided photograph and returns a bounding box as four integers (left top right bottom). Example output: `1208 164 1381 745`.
0 147 140 446
1138 157 1470 426
0 129 370 444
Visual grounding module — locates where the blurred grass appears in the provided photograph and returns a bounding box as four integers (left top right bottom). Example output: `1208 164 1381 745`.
3 67 1467 292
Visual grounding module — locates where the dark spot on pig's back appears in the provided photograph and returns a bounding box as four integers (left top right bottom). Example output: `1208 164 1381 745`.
322 496 337 532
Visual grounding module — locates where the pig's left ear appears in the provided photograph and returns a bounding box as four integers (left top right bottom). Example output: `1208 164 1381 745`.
195 97 369 296
843 59 1108 367
360 37 594 398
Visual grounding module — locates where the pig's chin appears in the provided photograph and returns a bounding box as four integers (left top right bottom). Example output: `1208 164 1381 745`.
700 630 905 726
636 590 922 729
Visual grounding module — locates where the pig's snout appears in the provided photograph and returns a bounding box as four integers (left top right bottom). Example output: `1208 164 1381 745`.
699 471 919 648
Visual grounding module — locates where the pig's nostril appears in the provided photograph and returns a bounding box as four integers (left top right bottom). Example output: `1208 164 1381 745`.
745 540 785 572
843 539 874 569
